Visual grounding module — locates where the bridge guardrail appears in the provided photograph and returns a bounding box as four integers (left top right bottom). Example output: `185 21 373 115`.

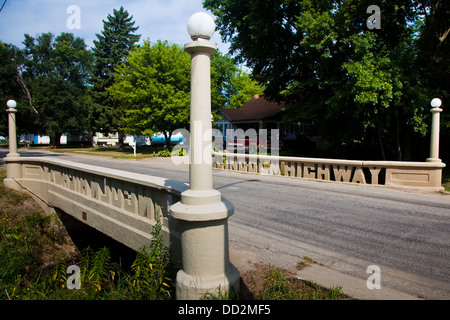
212 152 446 191
4 156 188 265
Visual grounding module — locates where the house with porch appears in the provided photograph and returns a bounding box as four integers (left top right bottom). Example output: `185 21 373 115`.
217 95 284 135
216 95 316 151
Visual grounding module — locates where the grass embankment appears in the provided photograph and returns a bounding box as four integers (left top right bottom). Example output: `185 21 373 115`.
0 168 174 300
47 145 176 159
237 263 350 300
0 167 351 300
442 167 450 192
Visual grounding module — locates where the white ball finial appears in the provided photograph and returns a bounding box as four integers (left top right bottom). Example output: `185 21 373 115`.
187 12 215 41
6 100 17 109
431 98 442 108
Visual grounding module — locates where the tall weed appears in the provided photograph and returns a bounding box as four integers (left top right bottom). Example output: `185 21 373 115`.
1 205 174 300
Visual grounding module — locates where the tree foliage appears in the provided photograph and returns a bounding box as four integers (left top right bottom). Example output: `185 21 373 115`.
20 32 92 145
109 40 191 148
0 43 22 104
2 5 262 149
90 6 140 149
0 42 23 136
205 0 450 160
211 52 264 111
227 69 265 109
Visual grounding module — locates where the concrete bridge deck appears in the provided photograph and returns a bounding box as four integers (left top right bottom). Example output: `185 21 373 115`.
2 149 449 299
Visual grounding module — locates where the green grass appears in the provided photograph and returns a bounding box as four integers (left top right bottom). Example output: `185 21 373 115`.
257 266 348 300
0 168 175 300
206 263 352 300
43 145 182 159
442 167 450 192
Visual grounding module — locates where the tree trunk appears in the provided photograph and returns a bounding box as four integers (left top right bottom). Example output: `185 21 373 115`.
377 122 386 160
16 67 39 116
395 119 403 161
164 131 172 149
117 129 125 151
50 133 62 147
402 128 412 161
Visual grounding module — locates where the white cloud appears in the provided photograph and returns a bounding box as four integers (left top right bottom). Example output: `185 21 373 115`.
0 0 229 52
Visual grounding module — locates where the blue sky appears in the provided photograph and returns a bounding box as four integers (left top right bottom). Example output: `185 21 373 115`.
0 0 230 52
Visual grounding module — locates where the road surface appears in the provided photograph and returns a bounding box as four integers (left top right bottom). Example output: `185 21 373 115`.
2 148 449 299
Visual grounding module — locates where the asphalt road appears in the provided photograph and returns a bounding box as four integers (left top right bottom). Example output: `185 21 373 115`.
2 148 449 299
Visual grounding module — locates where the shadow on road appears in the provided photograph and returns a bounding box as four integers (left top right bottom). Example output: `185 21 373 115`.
0 147 72 167
216 179 260 190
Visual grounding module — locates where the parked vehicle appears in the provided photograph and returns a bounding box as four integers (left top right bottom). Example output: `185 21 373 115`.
151 132 185 145
226 133 282 153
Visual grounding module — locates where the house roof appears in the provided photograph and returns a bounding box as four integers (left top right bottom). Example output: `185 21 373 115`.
221 95 285 121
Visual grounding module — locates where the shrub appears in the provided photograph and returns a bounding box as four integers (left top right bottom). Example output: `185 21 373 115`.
0 205 174 299
49 218 174 300
157 149 172 157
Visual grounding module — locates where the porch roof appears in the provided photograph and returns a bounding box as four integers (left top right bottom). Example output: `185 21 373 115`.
221 95 284 122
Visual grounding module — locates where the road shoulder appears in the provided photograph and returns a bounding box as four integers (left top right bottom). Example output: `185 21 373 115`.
230 245 423 300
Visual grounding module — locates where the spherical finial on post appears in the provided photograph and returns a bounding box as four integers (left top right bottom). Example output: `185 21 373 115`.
187 12 215 41
431 98 442 109
5 99 20 159
7 100 17 109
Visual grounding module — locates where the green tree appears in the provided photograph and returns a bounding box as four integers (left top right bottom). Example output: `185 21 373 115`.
90 6 140 149
0 41 40 138
21 32 92 145
0 42 22 103
413 0 450 159
210 51 264 112
205 0 449 160
228 69 264 109
0 42 22 136
109 40 191 148
210 51 236 112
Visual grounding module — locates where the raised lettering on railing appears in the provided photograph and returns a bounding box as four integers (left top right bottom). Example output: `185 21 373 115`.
317 164 331 181
333 165 352 182
211 153 396 186
29 163 175 224
352 168 366 184
368 167 382 184
303 164 317 179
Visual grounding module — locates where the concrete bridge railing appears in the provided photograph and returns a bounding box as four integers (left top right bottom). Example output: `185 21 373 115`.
212 152 446 191
3 156 187 265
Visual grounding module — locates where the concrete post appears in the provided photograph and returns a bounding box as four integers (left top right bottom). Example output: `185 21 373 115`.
427 98 443 163
170 12 240 299
6 100 19 158
4 100 22 190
